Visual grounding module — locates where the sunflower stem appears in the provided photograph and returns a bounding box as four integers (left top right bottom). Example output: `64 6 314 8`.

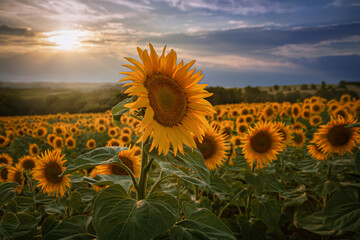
137 140 150 200
147 174 173 197
116 161 139 193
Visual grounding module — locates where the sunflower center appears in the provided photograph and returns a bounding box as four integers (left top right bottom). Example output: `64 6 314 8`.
0 157 8 164
67 140 74 146
55 139 62 148
32 146 38 154
327 125 352 146
44 161 63 183
235 138 241 146
0 138 4 144
196 135 217 160
1 168 8 180
145 74 187 127
266 108 273 116
89 141 95 147
239 125 247 133
38 129 44 136
23 159 35 170
250 131 272 153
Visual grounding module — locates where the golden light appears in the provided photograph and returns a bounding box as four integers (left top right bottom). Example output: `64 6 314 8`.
45 30 88 50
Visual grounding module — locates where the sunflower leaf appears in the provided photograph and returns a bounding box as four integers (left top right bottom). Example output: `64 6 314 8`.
61 147 128 176
145 144 210 184
0 212 38 238
0 182 18 208
111 97 134 127
93 184 179 240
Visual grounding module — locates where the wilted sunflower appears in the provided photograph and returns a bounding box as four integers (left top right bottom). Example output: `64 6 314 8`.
18 155 37 171
0 153 13 166
120 43 215 156
8 164 24 193
194 126 229 171
86 139 96 150
32 150 70 197
97 146 141 177
314 115 359 155
241 121 284 169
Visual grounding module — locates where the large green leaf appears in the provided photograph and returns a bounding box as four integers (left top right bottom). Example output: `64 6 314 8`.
244 172 263 193
146 144 210 185
44 215 95 240
62 147 128 175
251 199 281 230
93 184 179 240
206 175 231 196
173 202 235 240
0 212 38 238
355 151 360 174
0 182 18 208
83 174 133 192
155 161 207 186
111 97 133 127
281 185 307 207
324 189 360 232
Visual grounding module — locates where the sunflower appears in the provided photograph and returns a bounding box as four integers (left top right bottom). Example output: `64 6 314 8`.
106 138 122 147
292 104 301 119
89 167 107 191
32 150 70 197
301 109 311 120
0 165 9 182
86 139 96 150
47 134 56 146
16 129 25 137
314 115 359 155
120 43 215 156
8 164 24 193
307 141 328 161
340 94 351 104
18 155 37 171
273 122 293 146
237 123 248 135
310 115 322 126
65 136 76 150
292 129 306 149
53 136 63 150
108 127 119 138
6 130 15 141
245 115 254 124
262 105 276 120
0 135 9 148
121 126 133 136
36 126 48 138
53 125 64 136
310 102 323 114
241 121 284 169
231 135 242 148
220 120 234 138
97 146 141 178
194 126 229 171
96 124 106 133
0 153 13 166
332 107 349 120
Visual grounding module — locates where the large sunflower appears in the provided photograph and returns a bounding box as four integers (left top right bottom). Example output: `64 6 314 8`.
194 126 229 171
241 121 284 169
32 150 70 197
120 43 215 156
314 115 359 155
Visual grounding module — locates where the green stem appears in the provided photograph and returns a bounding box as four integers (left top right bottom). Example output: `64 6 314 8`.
218 203 231 218
147 174 173 197
137 140 152 200
117 162 139 192
193 185 199 200
246 192 252 219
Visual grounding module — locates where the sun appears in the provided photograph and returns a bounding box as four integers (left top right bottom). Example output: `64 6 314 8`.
46 30 88 50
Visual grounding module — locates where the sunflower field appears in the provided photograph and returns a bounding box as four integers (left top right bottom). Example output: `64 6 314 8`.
1 45 360 240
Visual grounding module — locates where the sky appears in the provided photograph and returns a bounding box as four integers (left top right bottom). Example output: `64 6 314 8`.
0 0 359 87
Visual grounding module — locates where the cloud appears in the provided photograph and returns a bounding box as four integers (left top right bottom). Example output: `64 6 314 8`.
157 0 296 15
0 25 34 36
327 0 360 7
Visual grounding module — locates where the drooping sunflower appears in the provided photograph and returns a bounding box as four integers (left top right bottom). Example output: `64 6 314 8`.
314 115 359 155
120 43 215 156
18 155 37 171
194 126 230 171
0 153 13 166
241 121 284 169
86 139 96 150
32 150 70 197
97 146 141 178
8 164 24 193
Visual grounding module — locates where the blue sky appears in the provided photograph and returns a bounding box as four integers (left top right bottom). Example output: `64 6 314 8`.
0 0 359 87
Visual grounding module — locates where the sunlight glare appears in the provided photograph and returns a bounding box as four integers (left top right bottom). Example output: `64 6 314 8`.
46 30 88 50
